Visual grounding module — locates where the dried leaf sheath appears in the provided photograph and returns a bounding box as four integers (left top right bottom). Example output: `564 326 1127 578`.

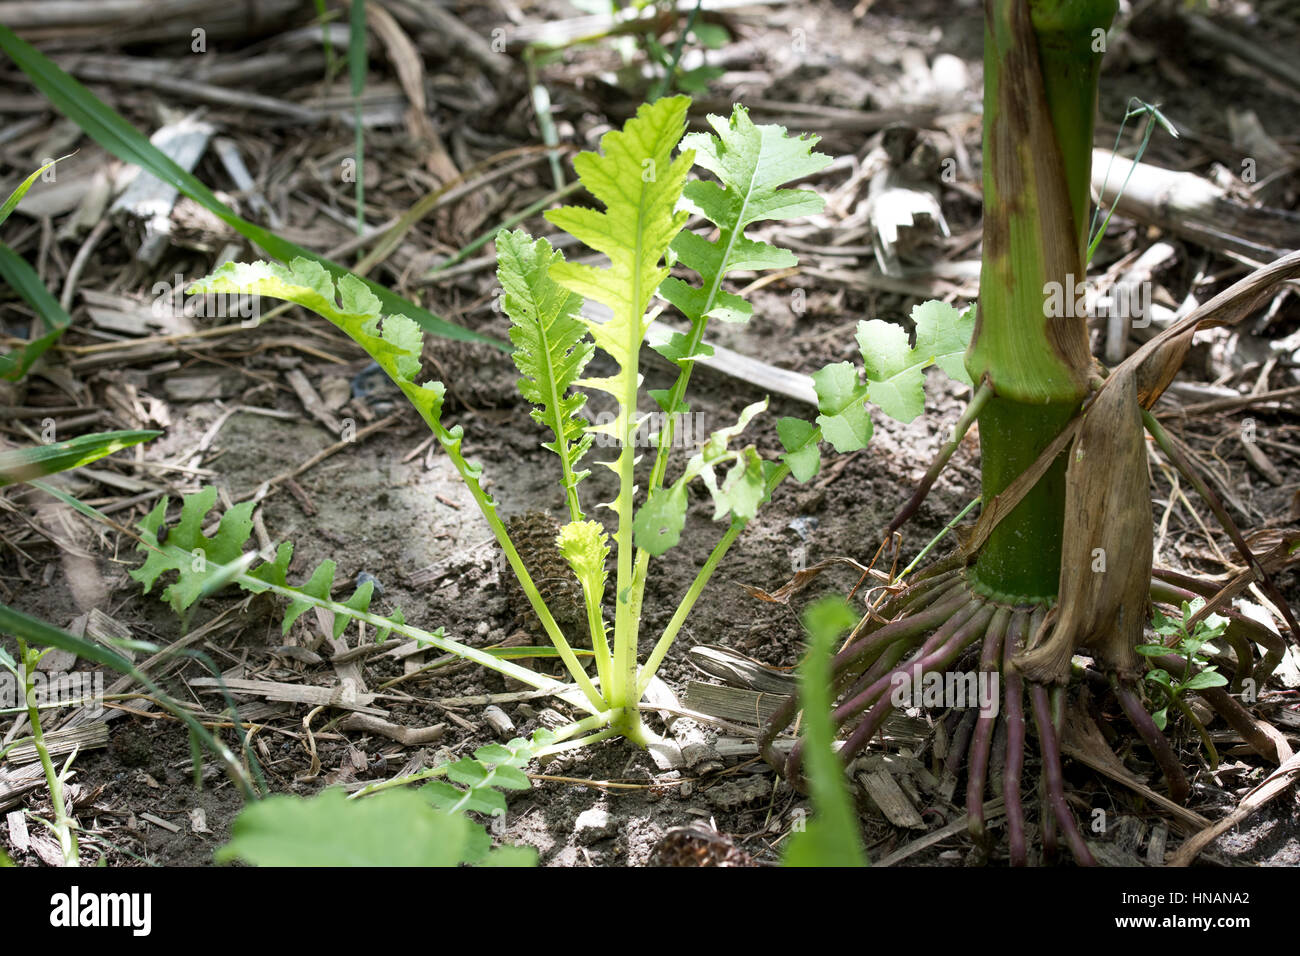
1014 366 1151 683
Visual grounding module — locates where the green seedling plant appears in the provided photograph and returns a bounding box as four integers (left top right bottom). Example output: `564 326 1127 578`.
643 0 727 98
164 96 972 795
1136 598 1230 767
0 642 80 866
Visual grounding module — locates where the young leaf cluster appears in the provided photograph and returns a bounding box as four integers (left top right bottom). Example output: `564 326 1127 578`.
778 300 976 483
1136 598 1230 731
131 486 404 641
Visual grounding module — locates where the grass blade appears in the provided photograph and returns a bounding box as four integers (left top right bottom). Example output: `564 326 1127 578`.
782 597 869 867
0 428 159 486
310 0 338 79
0 243 73 379
0 155 69 228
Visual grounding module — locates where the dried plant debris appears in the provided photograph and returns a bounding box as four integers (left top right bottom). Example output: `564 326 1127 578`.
502 510 587 636
649 822 757 867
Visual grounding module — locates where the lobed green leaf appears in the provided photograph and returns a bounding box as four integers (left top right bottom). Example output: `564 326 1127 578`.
634 400 768 555
812 362 873 452
544 95 694 482
496 229 595 512
856 301 976 424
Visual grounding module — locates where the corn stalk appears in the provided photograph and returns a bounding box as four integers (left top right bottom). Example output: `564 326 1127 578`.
965 0 1115 604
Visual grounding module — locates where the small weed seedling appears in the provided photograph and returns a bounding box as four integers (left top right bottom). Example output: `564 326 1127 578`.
1136 598 1230 767
126 97 971 860
0 642 79 865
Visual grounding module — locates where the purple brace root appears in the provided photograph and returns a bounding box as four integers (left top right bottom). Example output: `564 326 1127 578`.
831 580 970 675
967 608 1010 844
1113 679 1190 805
1002 610 1029 866
1029 685 1097 867
759 578 973 768
832 598 986 727
794 602 996 780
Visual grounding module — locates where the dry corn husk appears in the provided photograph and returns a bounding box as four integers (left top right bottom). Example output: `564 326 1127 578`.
1014 365 1151 683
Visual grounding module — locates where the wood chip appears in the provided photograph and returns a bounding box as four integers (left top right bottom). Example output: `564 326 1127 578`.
5 723 109 765
29 833 67 867
109 114 215 264
85 608 136 661
1147 821 1168 865
875 798 1006 867
0 764 51 813
482 705 515 738
286 368 342 433
5 809 29 853
338 713 446 746
1241 435 1284 485
139 812 181 833
704 774 772 811
687 645 796 694
683 681 928 743
857 769 926 829
162 371 240 401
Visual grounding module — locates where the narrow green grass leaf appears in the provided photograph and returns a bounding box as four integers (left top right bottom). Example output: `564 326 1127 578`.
348 0 367 236
0 243 72 379
310 0 338 77
0 156 76 378
783 597 869 868
0 428 159 486
0 155 69 228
